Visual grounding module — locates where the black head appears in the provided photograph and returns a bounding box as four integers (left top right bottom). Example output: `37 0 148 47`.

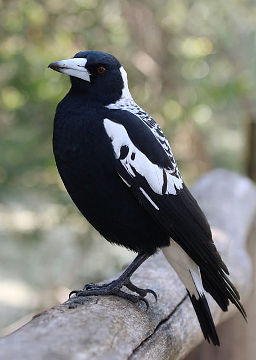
49 50 130 105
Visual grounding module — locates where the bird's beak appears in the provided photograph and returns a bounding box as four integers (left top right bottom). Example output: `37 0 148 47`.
48 58 90 82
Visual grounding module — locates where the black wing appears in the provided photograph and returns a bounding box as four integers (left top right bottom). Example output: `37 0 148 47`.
103 111 228 272
104 110 246 318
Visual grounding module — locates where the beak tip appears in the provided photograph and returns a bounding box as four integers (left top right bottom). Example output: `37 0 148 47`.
48 62 56 70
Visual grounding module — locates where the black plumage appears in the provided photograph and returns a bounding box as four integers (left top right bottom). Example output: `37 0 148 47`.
49 50 246 345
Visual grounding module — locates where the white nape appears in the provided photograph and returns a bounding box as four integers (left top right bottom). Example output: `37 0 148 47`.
119 66 133 100
106 66 133 111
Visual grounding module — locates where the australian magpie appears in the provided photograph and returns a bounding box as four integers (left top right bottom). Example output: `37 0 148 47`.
49 50 246 345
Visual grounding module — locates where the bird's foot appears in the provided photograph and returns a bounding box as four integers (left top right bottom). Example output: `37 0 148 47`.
69 278 157 310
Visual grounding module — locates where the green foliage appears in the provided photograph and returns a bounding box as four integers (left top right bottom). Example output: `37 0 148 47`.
1 0 255 192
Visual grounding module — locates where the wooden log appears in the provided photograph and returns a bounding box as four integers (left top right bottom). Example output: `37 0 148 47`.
0 169 255 360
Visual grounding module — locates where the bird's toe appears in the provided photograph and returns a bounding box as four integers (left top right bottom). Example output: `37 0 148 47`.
112 289 149 310
145 288 158 302
124 280 158 302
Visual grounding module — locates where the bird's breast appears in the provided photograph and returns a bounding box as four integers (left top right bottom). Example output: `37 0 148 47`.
53 108 115 185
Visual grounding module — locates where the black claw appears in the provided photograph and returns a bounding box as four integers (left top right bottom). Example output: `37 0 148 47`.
146 289 158 302
69 289 88 298
138 296 149 311
69 290 79 298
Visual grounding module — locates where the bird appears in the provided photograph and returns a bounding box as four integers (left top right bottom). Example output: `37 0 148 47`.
49 50 246 346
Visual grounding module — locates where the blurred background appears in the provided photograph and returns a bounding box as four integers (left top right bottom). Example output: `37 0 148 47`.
0 0 256 337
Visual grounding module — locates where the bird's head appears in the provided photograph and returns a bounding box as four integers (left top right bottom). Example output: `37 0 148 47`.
48 50 132 105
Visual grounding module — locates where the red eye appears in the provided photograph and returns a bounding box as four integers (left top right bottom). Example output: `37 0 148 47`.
97 66 106 74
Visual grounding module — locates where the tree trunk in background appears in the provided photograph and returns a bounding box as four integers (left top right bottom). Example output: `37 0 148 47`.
246 117 256 182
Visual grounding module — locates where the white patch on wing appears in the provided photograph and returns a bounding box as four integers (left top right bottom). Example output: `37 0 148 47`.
104 119 182 195
139 187 159 210
105 66 183 185
162 240 204 300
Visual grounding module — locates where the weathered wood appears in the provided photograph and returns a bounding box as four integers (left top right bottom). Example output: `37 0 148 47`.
0 169 255 360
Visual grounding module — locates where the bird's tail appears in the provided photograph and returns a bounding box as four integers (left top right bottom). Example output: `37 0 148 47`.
200 266 247 320
188 291 219 345
162 241 220 345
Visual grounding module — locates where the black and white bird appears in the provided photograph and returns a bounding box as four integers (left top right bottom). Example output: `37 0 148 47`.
49 50 246 346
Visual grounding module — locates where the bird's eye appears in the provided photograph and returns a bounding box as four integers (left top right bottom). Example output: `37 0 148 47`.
97 66 106 74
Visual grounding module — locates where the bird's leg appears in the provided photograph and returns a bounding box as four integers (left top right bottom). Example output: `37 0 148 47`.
69 253 156 308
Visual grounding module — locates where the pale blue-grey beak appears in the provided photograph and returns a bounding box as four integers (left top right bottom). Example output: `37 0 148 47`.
48 58 90 82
